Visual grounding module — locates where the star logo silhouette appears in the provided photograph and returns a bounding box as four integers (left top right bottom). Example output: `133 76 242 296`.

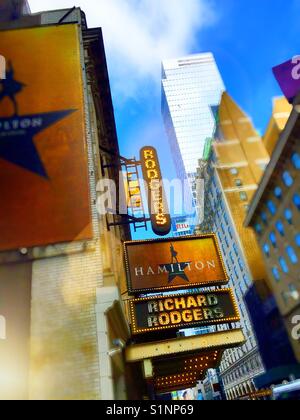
0 110 76 178
160 262 191 284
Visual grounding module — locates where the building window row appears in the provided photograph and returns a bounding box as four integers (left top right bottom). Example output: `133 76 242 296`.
259 194 300 229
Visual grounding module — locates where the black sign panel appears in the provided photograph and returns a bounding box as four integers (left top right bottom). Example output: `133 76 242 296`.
129 289 240 335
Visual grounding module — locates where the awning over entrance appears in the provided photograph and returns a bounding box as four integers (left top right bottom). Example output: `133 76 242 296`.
126 329 245 363
153 349 223 394
126 329 245 395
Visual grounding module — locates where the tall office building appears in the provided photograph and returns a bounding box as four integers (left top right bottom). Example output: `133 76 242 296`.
162 53 225 223
246 96 300 364
212 92 270 283
198 92 276 399
198 156 265 400
199 93 298 399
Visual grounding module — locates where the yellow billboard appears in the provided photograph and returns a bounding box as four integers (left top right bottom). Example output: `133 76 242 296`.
0 24 92 251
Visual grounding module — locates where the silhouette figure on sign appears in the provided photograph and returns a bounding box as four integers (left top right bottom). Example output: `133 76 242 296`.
170 243 179 264
0 61 25 115
159 242 191 284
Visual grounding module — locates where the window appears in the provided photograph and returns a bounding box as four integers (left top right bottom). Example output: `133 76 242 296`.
238 258 244 272
221 223 225 234
285 209 293 224
235 179 243 187
240 192 248 202
267 200 277 215
233 243 239 256
291 152 300 170
269 232 277 248
282 171 294 187
272 267 280 282
274 187 283 200
263 243 270 257
295 234 300 247
279 257 289 274
293 194 300 211
261 212 268 225
230 168 239 176
276 220 285 236
243 274 251 288
255 223 263 235
286 246 298 264
224 236 230 248
224 213 229 225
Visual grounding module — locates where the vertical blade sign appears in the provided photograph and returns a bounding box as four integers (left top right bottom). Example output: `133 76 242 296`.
140 146 171 236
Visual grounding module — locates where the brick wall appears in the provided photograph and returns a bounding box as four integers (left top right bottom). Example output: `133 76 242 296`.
29 248 103 400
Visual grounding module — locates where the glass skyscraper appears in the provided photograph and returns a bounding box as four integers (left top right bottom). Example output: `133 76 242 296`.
162 53 225 223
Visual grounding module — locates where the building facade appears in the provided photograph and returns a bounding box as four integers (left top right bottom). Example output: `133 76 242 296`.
263 97 292 157
245 97 300 363
198 156 265 400
201 369 222 400
0 0 30 21
171 216 194 237
198 92 297 399
161 53 225 222
0 5 143 400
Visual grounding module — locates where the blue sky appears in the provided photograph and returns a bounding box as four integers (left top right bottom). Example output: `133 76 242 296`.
29 0 299 239
107 0 299 180
199 0 299 132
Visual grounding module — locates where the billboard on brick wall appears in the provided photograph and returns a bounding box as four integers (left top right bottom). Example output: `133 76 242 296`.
0 24 92 251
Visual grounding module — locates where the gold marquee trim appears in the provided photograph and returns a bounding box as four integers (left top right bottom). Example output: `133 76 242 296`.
126 329 246 363
129 288 240 335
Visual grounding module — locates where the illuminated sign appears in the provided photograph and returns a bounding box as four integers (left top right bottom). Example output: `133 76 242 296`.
140 146 171 236
129 289 239 335
124 235 229 294
153 350 222 386
0 24 92 251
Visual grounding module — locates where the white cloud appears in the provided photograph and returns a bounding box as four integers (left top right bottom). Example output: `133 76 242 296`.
29 0 216 102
